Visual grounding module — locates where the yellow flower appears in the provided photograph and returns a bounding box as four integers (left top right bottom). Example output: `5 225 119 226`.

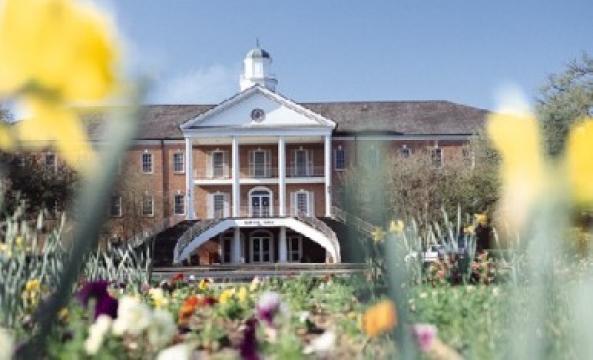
219 288 235 304
362 300 398 337
0 0 118 170
237 287 248 303
25 279 41 293
0 0 117 100
464 225 475 236
198 279 209 291
487 109 546 230
371 227 385 243
250 277 261 292
148 288 168 309
565 118 593 204
474 213 488 227
58 307 69 322
389 220 404 234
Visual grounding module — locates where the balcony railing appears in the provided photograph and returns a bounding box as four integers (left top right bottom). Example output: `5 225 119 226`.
287 165 324 177
193 168 231 180
241 166 278 178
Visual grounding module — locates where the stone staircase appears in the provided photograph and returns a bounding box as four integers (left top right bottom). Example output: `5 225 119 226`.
149 220 198 267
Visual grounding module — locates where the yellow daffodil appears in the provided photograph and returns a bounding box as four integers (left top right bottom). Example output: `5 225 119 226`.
25 279 41 292
371 227 386 243
565 118 593 204
58 307 69 322
487 109 546 230
198 279 209 291
148 288 168 309
22 279 42 308
362 300 398 337
0 0 118 171
464 225 475 236
474 213 488 227
219 288 235 304
237 287 249 303
389 220 405 234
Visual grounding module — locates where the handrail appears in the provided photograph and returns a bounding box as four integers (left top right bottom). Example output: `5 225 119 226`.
331 206 375 237
174 218 220 259
296 213 341 263
127 219 169 248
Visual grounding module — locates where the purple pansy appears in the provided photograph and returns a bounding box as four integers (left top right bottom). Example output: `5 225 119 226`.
411 323 438 352
255 291 282 327
76 280 118 319
239 318 260 360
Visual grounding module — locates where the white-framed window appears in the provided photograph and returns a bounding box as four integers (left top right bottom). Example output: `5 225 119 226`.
249 187 273 217
249 149 270 178
400 145 411 158
334 146 345 170
207 149 228 178
288 235 303 262
142 194 154 217
431 147 443 168
208 192 229 218
174 193 185 215
249 230 274 263
173 152 184 173
110 195 122 217
292 148 311 176
291 190 314 217
142 152 153 173
45 152 56 171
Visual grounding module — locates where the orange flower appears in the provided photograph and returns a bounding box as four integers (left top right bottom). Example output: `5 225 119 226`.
178 295 198 324
362 300 398 337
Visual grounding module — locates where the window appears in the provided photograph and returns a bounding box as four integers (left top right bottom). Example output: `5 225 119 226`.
462 148 475 169
173 153 184 173
213 194 225 218
220 235 232 263
250 150 269 178
142 195 154 217
334 147 345 170
142 152 153 173
110 195 122 217
400 146 411 158
288 236 303 262
45 152 56 170
294 149 309 176
211 151 225 177
174 194 185 215
292 190 313 216
431 148 443 168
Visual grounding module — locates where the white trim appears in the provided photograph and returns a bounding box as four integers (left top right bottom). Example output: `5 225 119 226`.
431 147 444 168
209 149 229 178
142 194 155 217
332 135 472 141
291 190 313 217
174 217 341 264
180 85 336 130
209 191 230 219
248 186 274 217
173 193 185 216
182 127 333 138
141 151 154 174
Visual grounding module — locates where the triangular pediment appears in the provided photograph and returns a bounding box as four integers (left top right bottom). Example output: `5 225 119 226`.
180 85 335 131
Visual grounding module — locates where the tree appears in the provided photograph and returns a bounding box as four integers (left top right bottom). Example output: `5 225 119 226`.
538 53 593 156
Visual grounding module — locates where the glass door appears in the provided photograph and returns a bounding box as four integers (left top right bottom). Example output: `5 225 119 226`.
250 233 272 263
250 190 271 217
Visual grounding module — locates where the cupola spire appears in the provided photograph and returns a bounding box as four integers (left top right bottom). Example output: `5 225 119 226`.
240 43 278 91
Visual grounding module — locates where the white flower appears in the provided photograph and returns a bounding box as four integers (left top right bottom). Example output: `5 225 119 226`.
147 309 177 349
0 328 14 360
303 330 336 355
84 315 112 355
157 343 194 360
298 311 310 323
112 296 152 336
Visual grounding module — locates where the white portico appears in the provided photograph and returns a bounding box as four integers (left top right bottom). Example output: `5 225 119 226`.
174 47 339 265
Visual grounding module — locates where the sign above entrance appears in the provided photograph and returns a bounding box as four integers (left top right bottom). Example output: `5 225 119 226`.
236 219 281 227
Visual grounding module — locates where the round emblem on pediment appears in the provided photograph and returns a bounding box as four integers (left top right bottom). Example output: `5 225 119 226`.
251 108 265 122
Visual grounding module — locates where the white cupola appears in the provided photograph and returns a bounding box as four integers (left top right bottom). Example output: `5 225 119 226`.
239 43 278 92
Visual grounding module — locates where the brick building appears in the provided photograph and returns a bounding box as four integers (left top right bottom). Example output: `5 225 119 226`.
80 46 488 266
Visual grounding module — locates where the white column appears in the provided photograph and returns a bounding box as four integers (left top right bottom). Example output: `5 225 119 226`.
232 136 240 217
185 137 195 220
278 136 286 217
279 226 287 263
324 134 332 217
232 227 242 263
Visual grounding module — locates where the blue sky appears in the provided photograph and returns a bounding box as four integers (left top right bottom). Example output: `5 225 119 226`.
100 0 593 110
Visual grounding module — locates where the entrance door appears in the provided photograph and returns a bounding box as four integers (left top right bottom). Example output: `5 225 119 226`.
250 190 271 217
250 231 273 263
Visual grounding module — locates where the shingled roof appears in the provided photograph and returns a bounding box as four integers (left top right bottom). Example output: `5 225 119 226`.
81 100 488 140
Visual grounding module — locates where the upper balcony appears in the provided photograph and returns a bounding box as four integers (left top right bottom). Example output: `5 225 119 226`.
194 161 325 185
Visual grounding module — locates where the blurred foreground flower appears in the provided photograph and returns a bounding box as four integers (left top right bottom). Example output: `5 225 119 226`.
0 0 118 171
389 219 405 234
0 328 14 360
362 299 397 337
256 291 282 327
84 314 112 355
411 324 462 360
565 119 593 204
76 280 118 319
112 296 151 336
487 108 545 230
